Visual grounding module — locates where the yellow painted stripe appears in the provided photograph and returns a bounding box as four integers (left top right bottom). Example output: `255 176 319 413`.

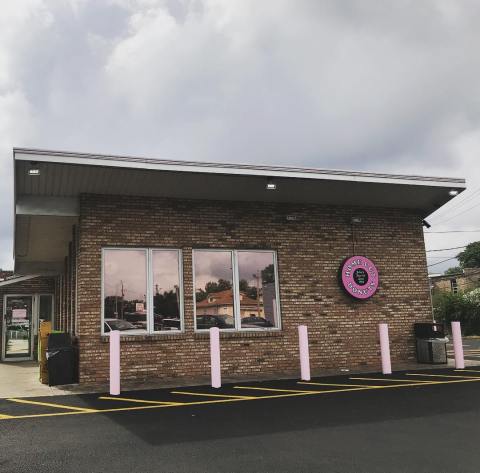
0 414 14 419
171 391 256 400
7 398 98 412
298 381 381 388
99 396 184 405
406 373 480 379
3 374 480 422
234 386 318 394
350 377 434 384
455 369 480 373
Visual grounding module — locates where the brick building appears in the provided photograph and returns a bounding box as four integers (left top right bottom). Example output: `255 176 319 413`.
429 268 480 295
2 148 466 385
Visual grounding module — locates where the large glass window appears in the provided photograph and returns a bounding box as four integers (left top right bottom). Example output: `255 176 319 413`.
103 249 148 334
194 250 280 331
194 250 235 330
237 251 279 329
102 248 183 335
152 250 182 332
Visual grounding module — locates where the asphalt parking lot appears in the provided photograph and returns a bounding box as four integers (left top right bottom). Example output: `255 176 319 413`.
1 367 480 472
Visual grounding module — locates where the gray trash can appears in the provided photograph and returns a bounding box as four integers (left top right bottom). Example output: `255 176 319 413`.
414 323 448 364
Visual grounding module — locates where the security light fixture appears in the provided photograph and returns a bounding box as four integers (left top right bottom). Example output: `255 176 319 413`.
351 217 362 224
28 168 40 176
449 189 459 196
266 179 276 190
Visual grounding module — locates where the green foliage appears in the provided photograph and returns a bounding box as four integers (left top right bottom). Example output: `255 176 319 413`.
195 278 232 302
457 241 480 268
444 266 463 276
433 289 480 335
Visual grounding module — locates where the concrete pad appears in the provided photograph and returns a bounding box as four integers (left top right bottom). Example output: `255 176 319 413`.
0 361 73 398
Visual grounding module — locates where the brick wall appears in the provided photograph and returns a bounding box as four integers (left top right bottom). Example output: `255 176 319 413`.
77 194 432 385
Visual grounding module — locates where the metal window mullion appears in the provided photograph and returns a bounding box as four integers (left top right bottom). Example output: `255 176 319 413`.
178 249 185 332
232 250 241 331
147 249 153 334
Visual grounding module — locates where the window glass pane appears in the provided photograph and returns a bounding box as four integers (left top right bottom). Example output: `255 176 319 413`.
194 250 235 329
103 249 147 333
237 251 279 329
152 250 182 331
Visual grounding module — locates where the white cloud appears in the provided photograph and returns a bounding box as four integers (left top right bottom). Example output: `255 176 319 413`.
0 0 480 271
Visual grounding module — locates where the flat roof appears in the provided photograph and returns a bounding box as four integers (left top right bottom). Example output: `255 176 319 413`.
12 147 466 274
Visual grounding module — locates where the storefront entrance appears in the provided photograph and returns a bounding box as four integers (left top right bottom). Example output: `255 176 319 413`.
2 294 54 361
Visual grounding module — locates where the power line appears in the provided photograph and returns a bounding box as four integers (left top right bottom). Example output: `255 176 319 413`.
430 187 480 220
427 256 458 268
424 230 480 234
434 201 480 225
426 245 466 253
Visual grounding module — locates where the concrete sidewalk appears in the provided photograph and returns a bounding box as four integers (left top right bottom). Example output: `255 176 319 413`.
0 362 73 398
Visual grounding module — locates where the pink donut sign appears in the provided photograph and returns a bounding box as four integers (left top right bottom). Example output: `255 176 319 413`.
340 256 379 300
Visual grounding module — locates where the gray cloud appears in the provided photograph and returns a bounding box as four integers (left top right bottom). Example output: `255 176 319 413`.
1 0 480 272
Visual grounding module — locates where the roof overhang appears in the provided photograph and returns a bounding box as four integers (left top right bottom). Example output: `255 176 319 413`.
13 147 466 274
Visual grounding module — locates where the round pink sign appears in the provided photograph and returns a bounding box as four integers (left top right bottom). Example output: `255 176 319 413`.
340 256 379 300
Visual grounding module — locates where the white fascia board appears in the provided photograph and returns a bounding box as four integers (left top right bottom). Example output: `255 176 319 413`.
13 148 466 190
0 274 43 287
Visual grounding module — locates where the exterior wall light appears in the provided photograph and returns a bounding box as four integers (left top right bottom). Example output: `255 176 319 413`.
28 168 40 176
266 180 276 190
449 189 459 196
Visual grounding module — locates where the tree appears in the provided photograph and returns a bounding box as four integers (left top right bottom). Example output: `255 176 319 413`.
457 241 480 268
444 266 463 276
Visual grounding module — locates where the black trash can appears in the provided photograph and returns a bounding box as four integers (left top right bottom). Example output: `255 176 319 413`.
414 323 448 364
47 333 78 386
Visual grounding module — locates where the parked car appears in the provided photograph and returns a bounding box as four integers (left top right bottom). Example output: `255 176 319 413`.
160 317 181 331
104 319 138 332
241 316 274 328
196 314 234 329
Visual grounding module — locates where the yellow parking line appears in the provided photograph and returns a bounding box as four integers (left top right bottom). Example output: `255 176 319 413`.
7 398 98 413
406 373 480 379
455 369 480 373
298 381 381 388
234 386 317 394
0 414 14 419
350 377 434 384
99 396 184 405
171 391 256 400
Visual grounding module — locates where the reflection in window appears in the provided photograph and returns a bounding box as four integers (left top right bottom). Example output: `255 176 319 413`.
103 249 147 333
194 250 235 330
193 250 281 331
152 250 182 331
237 251 279 329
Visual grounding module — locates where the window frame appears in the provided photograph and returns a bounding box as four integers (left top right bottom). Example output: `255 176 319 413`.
193 249 281 333
101 247 184 336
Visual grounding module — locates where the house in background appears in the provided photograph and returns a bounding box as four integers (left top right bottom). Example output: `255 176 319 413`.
429 268 480 295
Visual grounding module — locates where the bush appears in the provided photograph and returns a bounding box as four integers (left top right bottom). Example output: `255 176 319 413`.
433 290 480 335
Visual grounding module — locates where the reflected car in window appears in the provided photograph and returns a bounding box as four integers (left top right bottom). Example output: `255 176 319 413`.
104 319 138 332
196 314 234 330
241 316 274 328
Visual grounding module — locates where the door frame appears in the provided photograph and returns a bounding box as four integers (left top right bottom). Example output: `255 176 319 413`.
1 293 54 362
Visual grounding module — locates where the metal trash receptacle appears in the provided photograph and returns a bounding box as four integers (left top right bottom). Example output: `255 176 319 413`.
414 323 448 364
47 333 77 386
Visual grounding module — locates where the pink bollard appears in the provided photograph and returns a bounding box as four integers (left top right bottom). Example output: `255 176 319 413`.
210 327 221 388
379 323 392 375
298 325 311 381
451 321 465 369
109 330 120 395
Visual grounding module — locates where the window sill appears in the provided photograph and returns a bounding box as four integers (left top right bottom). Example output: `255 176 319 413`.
194 330 284 340
100 332 187 343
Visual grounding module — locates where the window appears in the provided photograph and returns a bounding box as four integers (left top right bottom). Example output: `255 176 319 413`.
102 248 183 335
450 278 458 294
194 249 281 331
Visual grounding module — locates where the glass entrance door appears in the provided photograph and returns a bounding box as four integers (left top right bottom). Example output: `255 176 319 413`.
2 296 34 360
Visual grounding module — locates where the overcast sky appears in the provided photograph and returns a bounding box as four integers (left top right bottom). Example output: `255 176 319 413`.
1 0 480 273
